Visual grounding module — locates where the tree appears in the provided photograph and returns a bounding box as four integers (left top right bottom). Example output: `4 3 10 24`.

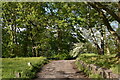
88 2 120 43
2 2 119 58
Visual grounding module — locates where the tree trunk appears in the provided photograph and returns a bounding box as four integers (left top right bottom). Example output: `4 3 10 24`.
88 2 120 43
90 28 103 55
23 36 28 57
35 48 38 57
57 26 62 54
100 27 104 55
31 40 35 57
32 47 35 57
115 1 120 58
100 39 104 55
106 47 110 55
11 25 15 55
95 2 120 23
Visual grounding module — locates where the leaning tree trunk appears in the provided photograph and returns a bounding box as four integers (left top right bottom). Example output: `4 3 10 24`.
88 2 120 43
90 28 104 55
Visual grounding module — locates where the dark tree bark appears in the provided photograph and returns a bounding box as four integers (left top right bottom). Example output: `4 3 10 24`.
100 28 104 55
57 26 62 54
11 24 15 55
95 2 120 23
88 2 120 43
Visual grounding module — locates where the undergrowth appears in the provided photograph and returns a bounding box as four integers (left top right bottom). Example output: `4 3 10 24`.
76 53 120 78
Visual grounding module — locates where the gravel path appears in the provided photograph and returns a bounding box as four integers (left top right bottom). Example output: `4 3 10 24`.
33 60 89 80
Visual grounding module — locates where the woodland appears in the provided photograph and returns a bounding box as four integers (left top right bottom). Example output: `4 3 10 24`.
1 2 120 79
2 2 120 58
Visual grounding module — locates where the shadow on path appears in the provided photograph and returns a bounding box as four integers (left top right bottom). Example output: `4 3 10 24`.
33 60 89 80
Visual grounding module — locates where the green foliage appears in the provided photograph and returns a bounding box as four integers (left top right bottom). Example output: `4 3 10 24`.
49 53 73 60
76 53 120 74
70 42 97 58
2 57 48 79
75 60 96 78
70 43 84 57
75 61 85 71
2 2 119 60
2 2 79 58
76 57 105 79
89 74 102 79
110 65 120 74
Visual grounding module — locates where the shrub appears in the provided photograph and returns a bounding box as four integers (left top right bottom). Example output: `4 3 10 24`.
76 53 120 76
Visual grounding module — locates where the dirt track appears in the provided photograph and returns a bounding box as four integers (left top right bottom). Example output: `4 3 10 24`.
34 60 89 80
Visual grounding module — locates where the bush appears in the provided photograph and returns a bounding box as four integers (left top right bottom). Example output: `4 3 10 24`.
76 53 120 75
75 59 104 78
48 53 73 60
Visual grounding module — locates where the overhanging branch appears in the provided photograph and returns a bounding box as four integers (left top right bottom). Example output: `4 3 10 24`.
95 2 120 23
88 2 120 43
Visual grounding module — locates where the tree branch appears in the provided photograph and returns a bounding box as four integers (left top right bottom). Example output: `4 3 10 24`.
95 2 120 23
88 2 120 43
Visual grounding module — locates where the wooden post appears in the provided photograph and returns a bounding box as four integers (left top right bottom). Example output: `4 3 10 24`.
15 72 21 78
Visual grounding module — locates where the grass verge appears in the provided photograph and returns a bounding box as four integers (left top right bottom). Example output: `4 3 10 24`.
2 57 48 79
